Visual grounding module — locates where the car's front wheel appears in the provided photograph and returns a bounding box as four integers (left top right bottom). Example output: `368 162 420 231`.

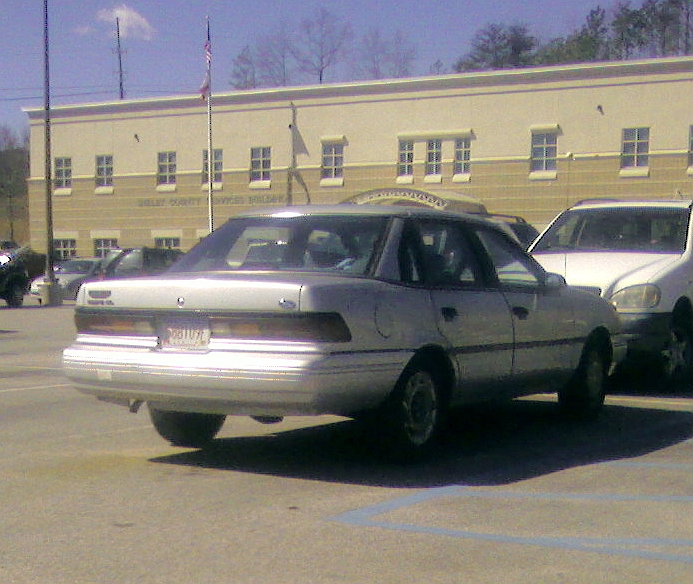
558 343 606 420
377 362 446 461
5 282 25 308
148 407 225 447
662 320 693 387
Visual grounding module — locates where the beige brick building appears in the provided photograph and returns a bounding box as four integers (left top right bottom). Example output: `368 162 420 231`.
24 56 693 257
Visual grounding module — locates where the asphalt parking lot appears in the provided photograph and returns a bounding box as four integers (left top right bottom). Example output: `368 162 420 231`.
1 298 692 583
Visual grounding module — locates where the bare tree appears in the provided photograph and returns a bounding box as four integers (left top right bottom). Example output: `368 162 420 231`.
355 28 390 79
230 45 258 89
256 24 295 87
388 30 416 77
291 8 353 83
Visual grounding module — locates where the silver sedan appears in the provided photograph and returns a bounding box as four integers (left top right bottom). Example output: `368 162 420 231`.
63 205 626 460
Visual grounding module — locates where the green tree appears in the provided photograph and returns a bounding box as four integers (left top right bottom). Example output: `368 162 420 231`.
0 124 29 243
454 23 536 72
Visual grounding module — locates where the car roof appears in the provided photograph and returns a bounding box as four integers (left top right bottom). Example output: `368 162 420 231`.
570 199 693 210
235 203 507 227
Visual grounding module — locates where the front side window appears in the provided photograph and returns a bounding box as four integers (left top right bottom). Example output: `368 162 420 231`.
95 155 113 187
530 133 557 172
54 157 72 189
202 149 223 184
157 151 177 185
473 227 541 288
397 140 414 177
321 143 344 179
425 139 442 176
621 127 649 168
93 238 119 258
453 138 471 175
250 147 271 182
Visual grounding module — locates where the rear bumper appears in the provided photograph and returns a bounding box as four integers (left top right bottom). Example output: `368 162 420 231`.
63 342 410 417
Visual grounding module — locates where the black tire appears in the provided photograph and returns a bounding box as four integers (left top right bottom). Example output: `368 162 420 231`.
148 406 225 447
5 283 24 308
558 344 606 420
662 321 693 388
377 362 446 461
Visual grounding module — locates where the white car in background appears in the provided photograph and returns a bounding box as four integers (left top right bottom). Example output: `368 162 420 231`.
63 205 624 460
530 199 693 385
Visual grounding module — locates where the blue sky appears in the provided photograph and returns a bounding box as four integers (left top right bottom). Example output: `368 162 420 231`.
0 1 602 135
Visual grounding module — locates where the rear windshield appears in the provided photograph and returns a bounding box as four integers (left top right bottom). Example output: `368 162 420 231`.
532 207 691 254
170 214 390 275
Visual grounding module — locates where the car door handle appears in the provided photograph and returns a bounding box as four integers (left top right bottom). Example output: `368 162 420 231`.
441 306 458 322
512 306 529 320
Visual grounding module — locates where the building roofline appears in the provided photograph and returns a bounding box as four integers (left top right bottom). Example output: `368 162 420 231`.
23 56 693 121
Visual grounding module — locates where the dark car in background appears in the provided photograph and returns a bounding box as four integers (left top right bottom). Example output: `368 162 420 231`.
99 247 184 280
0 246 47 307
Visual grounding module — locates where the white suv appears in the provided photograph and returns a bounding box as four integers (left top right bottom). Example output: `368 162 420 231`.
529 199 693 384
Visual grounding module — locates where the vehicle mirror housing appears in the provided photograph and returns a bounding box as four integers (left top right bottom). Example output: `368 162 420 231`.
545 272 567 288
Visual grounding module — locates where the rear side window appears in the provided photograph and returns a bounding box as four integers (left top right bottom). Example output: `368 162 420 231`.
171 215 388 275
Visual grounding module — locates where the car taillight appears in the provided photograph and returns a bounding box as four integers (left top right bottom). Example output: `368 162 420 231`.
209 313 351 342
74 312 155 335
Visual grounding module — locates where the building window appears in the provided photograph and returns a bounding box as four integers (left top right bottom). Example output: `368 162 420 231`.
453 137 471 175
53 239 77 260
397 140 414 177
94 238 118 258
250 147 271 182
54 157 72 189
621 127 649 168
202 149 223 184
530 133 557 172
425 139 442 176
95 155 113 187
155 237 181 250
321 143 344 180
157 151 177 185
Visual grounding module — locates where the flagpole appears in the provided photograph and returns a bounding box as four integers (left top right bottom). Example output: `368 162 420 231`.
203 17 214 233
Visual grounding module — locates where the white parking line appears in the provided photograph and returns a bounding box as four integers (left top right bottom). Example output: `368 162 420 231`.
0 383 72 394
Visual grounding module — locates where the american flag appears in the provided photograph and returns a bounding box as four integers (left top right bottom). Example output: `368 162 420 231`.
199 20 212 100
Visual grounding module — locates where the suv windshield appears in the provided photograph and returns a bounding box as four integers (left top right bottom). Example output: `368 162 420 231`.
170 215 389 275
532 207 691 254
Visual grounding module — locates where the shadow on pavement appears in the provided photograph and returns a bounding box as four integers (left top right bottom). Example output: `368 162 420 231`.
150 398 693 488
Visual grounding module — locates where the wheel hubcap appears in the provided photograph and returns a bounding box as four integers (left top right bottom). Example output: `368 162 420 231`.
664 327 692 378
402 371 437 446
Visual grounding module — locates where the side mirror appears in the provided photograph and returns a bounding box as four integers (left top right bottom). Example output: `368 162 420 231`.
545 272 567 289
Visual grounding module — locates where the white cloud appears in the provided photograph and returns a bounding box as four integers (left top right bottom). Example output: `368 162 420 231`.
96 4 155 41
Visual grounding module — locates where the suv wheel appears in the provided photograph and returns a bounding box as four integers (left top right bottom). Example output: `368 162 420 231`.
663 321 693 386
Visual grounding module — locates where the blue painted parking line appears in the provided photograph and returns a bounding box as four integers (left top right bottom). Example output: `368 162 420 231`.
330 485 693 564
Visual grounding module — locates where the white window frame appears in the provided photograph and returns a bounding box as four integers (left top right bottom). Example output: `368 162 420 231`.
620 127 650 177
157 151 177 190
52 238 77 260
397 139 414 183
54 157 72 192
250 146 271 186
320 141 344 186
202 148 223 185
453 137 471 182
424 139 442 181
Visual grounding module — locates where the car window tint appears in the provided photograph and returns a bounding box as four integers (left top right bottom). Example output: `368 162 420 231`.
172 215 388 275
534 207 690 253
408 219 481 287
473 227 541 288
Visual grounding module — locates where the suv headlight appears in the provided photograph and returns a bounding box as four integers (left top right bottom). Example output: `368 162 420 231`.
610 284 661 310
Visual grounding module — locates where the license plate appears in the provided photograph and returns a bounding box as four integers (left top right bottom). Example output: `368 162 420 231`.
161 319 211 349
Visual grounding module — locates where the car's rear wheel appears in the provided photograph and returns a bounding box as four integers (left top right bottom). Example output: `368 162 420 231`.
5 282 25 308
148 406 225 447
377 362 445 461
558 343 606 420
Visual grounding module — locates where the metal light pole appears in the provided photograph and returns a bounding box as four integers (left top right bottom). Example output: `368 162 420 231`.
40 0 61 305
